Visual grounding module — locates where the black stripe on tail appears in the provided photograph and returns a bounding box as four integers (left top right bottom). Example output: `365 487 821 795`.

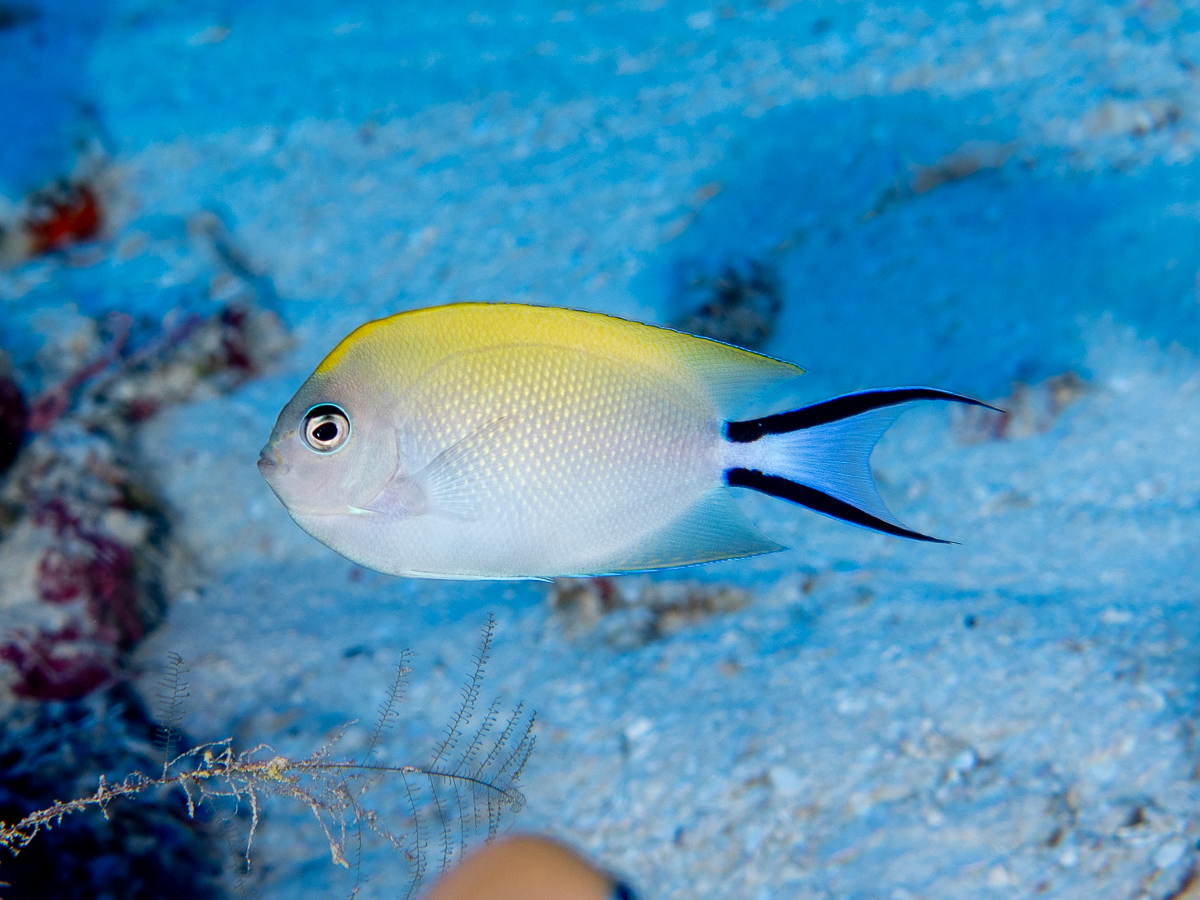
724 387 1001 542
725 387 1000 443
725 468 951 543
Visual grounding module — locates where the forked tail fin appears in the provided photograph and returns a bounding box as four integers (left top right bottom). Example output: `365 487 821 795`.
723 387 999 542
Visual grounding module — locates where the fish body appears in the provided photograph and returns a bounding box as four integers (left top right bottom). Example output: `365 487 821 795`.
258 303 990 579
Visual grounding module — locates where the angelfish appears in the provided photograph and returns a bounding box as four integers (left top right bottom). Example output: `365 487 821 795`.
258 303 993 580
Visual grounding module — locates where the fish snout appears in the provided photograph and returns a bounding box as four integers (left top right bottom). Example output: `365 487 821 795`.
257 446 283 476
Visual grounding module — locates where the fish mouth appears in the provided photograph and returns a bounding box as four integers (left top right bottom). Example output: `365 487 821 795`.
257 447 282 475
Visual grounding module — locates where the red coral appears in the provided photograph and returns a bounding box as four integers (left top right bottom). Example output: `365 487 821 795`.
0 628 115 700
33 498 77 535
36 547 88 604
591 576 621 611
218 304 256 373
26 313 130 433
25 182 101 255
82 534 142 647
33 500 146 649
124 397 161 422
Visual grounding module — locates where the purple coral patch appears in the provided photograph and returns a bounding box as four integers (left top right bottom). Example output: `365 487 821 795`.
0 628 114 701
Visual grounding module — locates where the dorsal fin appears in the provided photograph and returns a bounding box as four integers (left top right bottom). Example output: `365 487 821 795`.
682 345 802 419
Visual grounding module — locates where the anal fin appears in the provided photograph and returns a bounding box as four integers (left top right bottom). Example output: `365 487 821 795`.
592 488 783 575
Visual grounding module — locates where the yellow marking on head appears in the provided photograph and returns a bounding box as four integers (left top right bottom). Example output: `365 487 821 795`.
314 312 419 375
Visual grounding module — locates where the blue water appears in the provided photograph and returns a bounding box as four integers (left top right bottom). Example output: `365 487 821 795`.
646 95 1200 396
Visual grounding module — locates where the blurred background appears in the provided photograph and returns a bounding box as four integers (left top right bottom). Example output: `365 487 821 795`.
2 1 1200 898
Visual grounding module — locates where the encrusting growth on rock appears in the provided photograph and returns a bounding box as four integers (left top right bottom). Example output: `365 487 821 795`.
0 618 535 900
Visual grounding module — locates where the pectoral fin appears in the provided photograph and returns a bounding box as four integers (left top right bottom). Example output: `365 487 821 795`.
361 476 430 517
364 417 512 520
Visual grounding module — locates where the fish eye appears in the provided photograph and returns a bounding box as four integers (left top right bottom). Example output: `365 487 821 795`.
302 404 351 453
